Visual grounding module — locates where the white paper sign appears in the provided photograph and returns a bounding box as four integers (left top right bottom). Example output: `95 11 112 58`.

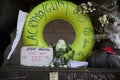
20 47 53 67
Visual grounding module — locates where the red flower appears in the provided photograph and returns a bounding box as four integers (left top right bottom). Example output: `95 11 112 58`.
103 46 116 54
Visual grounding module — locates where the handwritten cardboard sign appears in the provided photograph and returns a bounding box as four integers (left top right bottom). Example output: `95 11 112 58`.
20 47 53 67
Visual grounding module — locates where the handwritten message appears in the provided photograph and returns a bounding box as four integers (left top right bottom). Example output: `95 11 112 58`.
20 47 53 67
26 1 66 46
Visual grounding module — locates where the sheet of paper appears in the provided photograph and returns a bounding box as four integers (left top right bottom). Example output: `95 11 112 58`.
67 60 88 68
20 47 53 67
50 72 58 80
7 10 28 60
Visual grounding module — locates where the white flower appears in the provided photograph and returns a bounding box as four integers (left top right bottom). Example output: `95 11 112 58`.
98 14 109 27
87 2 92 7
80 3 88 10
103 15 108 23
78 2 96 14
55 39 67 52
